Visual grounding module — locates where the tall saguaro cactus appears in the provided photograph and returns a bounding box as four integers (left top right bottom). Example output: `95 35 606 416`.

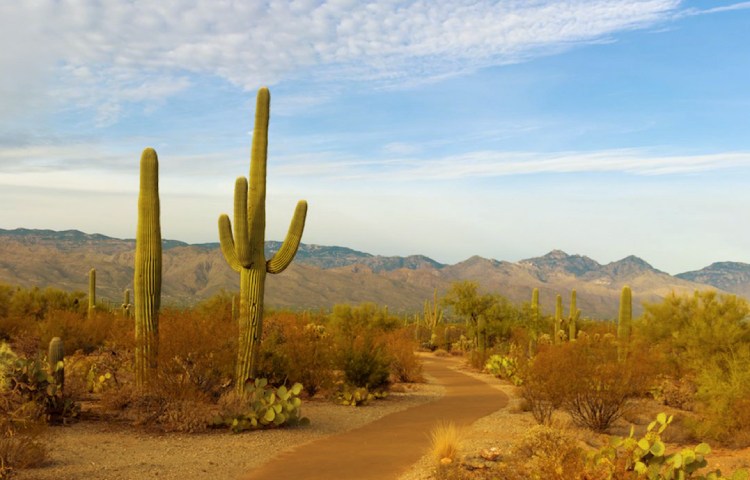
134 148 162 388
617 285 632 361
88 268 96 319
218 88 308 393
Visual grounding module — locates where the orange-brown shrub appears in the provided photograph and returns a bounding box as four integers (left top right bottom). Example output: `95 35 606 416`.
157 308 236 397
383 328 423 383
522 337 656 431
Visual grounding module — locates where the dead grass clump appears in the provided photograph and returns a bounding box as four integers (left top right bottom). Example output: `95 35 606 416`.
430 421 463 463
498 424 584 480
0 421 47 477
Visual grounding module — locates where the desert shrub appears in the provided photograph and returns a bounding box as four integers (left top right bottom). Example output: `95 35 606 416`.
522 337 653 432
0 420 46 479
498 425 584 480
283 321 335 396
214 379 308 432
1 351 78 425
687 344 750 446
158 308 235 397
36 309 130 354
384 329 423 383
339 334 391 391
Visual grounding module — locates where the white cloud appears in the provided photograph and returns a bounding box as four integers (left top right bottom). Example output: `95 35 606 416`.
0 0 682 125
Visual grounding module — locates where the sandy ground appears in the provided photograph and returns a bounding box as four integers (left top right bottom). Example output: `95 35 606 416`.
14 353 750 480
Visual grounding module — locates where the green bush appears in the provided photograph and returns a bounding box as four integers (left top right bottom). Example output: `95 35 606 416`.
340 335 391 391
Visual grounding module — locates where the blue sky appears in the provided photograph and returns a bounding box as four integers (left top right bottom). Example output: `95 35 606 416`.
1 1 749 274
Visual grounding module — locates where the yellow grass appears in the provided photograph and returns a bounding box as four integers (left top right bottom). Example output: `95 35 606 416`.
429 421 464 465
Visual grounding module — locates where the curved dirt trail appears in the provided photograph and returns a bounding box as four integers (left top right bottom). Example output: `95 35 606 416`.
240 355 508 480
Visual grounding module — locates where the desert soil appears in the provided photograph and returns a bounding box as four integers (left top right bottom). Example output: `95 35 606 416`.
16 353 750 479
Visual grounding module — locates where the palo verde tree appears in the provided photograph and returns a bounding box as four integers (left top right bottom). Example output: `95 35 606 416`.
218 87 308 393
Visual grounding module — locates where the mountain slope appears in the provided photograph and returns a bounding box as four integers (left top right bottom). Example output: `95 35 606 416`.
0 228 729 317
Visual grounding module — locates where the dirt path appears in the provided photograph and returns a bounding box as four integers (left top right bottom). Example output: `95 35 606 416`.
240 355 509 480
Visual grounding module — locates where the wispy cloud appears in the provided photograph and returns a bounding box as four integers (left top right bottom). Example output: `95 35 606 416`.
0 0 682 125
274 148 750 181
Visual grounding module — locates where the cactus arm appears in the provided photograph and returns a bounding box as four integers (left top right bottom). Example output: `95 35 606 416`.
218 214 243 272
233 177 252 267
266 200 308 274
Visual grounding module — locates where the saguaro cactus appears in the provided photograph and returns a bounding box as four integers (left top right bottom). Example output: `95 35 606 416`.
134 148 162 388
554 294 562 344
122 289 131 317
88 268 96 319
568 289 581 342
218 88 308 393
48 337 64 389
617 285 632 361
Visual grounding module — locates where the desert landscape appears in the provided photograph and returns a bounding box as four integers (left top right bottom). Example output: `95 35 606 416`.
3 2 750 479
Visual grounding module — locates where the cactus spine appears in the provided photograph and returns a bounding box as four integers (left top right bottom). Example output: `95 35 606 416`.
617 285 632 361
88 268 96 319
554 294 562 344
218 88 308 393
568 289 580 342
134 148 162 388
48 337 64 390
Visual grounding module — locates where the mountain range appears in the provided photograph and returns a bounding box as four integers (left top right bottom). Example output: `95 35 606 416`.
1 228 748 319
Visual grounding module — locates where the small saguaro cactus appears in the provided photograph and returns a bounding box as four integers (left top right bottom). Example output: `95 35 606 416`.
122 288 131 317
617 285 632 361
218 88 308 393
88 268 96 319
568 289 581 342
134 148 162 388
48 337 64 389
554 294 563 344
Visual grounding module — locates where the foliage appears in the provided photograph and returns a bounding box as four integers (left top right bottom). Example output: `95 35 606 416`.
1 352 79 425
485 349 524 386
384 329 423 383
335 385 387 406
589 413 749 480
214 378 309 432
339 334 392 391
497 425 584 480
639 291 750 445
521 337 653 431
0 420 46 480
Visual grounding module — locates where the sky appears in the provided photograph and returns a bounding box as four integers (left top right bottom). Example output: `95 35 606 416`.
1 0 749 275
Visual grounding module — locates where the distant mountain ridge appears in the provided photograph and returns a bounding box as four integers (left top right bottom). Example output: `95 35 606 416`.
0 228 745 318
